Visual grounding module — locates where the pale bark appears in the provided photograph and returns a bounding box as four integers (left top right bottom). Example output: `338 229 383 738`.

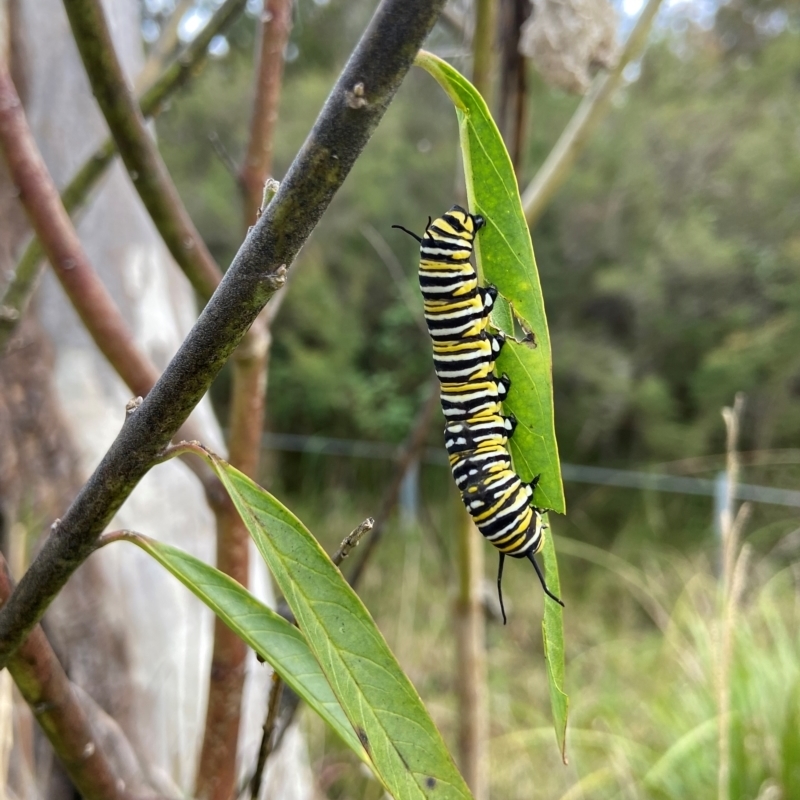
1 0 310 795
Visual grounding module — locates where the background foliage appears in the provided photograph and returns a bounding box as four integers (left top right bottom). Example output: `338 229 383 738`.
158 0 800 531
153 1 800 795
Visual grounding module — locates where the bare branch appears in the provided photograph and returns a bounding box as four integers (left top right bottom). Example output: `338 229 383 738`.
62 0 224 299
197 4 293 788
521 0 664 225
239 0 293 227
0 0 447 690
0 554 172 800
0 0 247 351
0 63 224 507
195 319 269 798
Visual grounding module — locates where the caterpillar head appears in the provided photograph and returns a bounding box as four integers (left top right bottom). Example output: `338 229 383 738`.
447 205 485 236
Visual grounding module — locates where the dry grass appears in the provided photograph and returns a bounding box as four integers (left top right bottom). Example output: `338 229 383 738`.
280 490 800 800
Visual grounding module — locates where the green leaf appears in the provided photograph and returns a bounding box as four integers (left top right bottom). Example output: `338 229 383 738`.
541 518 569 764
111 532 368 763
414 52 569 760
415 50 565 515
202 454 474 800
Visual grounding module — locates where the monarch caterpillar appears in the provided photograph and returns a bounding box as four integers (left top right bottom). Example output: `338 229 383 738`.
394 205 563 622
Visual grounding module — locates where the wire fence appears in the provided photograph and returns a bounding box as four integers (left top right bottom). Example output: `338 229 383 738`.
262 432 800 510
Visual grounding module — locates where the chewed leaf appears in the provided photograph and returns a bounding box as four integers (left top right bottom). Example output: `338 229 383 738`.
493 296 538 347
490 294 515 336
415 50 565 515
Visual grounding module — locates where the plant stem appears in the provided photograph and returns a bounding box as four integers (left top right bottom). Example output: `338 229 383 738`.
0 554 167 800
0 0 247 351
472 0 497 104
455 510 488 799
239 0 293 228
62 0 223 300
0 0 448 684
452 8 494 795
521 0 664 225
195 326 270 800
0 62 224 507
196 5 292 792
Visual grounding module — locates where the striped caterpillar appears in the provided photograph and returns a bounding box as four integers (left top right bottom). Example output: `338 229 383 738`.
394 205 563 622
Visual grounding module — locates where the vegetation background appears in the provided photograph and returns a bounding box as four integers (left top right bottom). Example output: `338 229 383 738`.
1 0 799 796
151 0 800 796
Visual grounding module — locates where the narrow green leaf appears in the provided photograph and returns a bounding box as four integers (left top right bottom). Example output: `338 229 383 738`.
415 51 569 759
415 50 565 515
642 718 718 791
541 518 569 764
203 455 474 800
111 532 368 763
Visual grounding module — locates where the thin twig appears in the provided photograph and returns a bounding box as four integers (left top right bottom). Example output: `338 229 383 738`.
521 0 665 225
63 0 224 300
239 0 293 227
0 0 247 351
0 0 448 673
333 518 375 564
0 64 224 508
0 553 170 800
